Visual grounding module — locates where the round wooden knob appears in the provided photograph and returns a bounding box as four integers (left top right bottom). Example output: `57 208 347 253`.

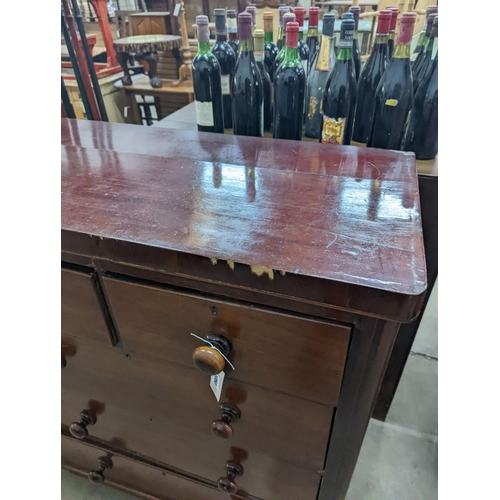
88 456 113 484
217 461 244 494
211 403 241 441
192 334 231 375
69 409 97 439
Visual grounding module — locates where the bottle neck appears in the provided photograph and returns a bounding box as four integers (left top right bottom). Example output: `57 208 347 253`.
283 45 299 63
425 37 436 54
307 27 318 39
337 46 352 61
227 18 237 41
416 30 426 47
228 32 238 42
354 29 359 40
197 41 211 55
374 33 389 45
393 42 411 59
264 31 273 43
239 38 254 53
277 26 283 41
216 33 227 42
298 28 304 41
389 31 395 41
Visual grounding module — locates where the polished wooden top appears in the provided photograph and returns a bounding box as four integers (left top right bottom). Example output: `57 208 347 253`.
113 34 181 53
61 119 427 321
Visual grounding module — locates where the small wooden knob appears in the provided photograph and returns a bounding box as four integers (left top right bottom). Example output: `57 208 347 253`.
88 456 113 484
69 409 97 439
217 461 244 494
192 334 231 375
211 403 241 441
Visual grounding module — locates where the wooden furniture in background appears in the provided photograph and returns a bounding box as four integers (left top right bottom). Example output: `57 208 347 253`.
172 2 193 87
129 11 179 35
61 118 427 500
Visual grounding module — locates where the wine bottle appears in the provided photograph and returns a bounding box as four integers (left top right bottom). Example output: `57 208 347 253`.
387 7 399 59
246 5 257 35
321 17 357 145
292 6 310 75
412 12 437 79
413 15 437 94
351 10 392 144
411 5 438 65
274 12 296 76
273 21 306 140
277 6 290 50
192 15 224 134
304 13 336 139
336 12 353 55
254 29 273 132
404 55 438 160
264 11 279 82
306 6 320 67
212 9 237 129
348 6 361 79
227 10 239 55
367 12 417 150
232 12 263 137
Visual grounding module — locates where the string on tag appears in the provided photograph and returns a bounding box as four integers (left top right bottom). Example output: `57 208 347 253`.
190 333 236 371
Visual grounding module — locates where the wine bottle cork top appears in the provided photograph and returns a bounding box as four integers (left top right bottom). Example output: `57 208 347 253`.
196 15 210 43
246 5 257 26
214 9 226 34
342 12 354 19
283 12 296 31
397 12 416 45
263 11 273 20
285 21 299 48
322 13 335 37
196 15 209 25
376 10 392 35
227 10 236 18
279 5 290 26
238 12 252 40
430 15 438 38
309 6 319 27
388 7 399 31
427 5 438 15
254 28 264 38
293 7 305 26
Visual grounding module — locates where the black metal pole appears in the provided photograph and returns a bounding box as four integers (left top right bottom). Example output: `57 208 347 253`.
61 77 77 118
70 0 109 121
61 9 94 120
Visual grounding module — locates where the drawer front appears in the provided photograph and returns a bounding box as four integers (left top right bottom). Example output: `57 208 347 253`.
62 435 226 500
103 276 351 405
62 268 112 344
62 335 332 500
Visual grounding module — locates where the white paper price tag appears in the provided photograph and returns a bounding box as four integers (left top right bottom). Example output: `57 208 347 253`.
210 371 225 402
173 3 181 17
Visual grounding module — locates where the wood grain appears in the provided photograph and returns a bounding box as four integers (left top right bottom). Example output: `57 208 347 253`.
61 335 331 500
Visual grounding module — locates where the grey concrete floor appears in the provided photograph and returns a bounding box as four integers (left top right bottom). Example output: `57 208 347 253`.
62 281 438 500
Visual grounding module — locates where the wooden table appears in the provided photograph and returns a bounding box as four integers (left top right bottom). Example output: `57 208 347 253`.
154 101 438 421
113 34 182 88
61 118 426 500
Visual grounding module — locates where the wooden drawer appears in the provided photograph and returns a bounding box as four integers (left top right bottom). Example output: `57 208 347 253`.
103 276 351 405
62 335 332 500
62 267 113 345
62 435 227 500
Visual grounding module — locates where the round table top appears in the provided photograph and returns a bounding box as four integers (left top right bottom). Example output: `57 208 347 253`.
113 34 182 54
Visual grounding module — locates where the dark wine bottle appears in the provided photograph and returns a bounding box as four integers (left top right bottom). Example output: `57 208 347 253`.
306 7 320 68
274 12 296 77
352 9 392 144
273 21 306 140
232 12 263 137
276 6 290 50
336 12 353 56
227 10 239 55
387 7 399 59
254 28 273 132
293 6 310 75
321 17 357 145
413 15 438 94
348 6 361 79
412 12 437 82
304 13 336 139
404 55 438 160
264 11 279 82
367 12 417 150
212 8 237 129
411 5 438 66
192 15 224 133
245 5 257 35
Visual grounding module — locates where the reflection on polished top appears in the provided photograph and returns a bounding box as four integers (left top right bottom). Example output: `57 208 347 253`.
61 119 426 317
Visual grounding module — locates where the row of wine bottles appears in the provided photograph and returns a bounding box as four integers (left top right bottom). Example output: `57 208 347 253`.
191 5 438 160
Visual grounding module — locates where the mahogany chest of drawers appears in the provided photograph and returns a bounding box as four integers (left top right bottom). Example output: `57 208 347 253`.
61 119 427 499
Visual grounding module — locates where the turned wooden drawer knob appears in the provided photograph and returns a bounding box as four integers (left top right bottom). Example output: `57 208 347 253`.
211 403 241 440
192 334 232 375
69 409 97 439
88 456 113 484
217 461 244 494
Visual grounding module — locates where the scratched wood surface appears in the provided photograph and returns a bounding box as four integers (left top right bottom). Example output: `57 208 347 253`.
61 119 427 320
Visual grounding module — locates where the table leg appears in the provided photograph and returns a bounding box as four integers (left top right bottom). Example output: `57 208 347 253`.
117 52 132 86
144 52 162 88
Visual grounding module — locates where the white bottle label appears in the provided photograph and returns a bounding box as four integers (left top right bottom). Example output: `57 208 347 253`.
210 371 225 401
195 101 214 126
221 75 230 96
